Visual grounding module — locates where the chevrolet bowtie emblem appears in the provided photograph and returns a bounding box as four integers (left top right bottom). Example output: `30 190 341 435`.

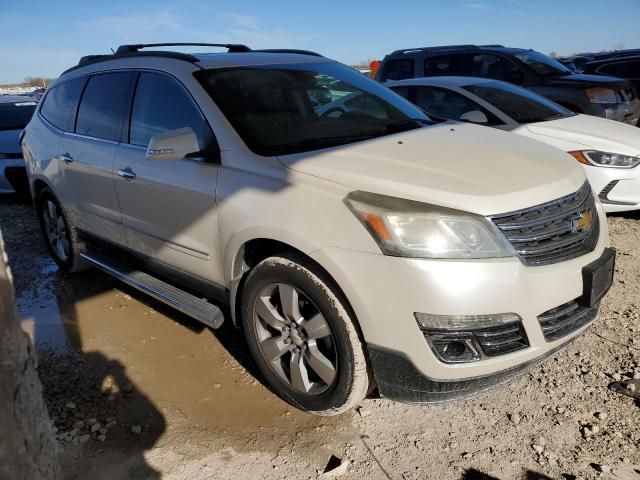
572 210 593 233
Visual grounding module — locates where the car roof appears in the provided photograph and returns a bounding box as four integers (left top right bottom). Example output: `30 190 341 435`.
387 45 529 57
387 76 495 88
60 44 332 79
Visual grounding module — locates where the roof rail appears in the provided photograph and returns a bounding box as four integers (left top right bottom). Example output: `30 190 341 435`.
62 43 323 76
253 48 323 57
115 43 251 54
389 44 506 56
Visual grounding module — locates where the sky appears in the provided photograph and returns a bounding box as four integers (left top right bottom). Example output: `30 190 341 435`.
1 0 639 84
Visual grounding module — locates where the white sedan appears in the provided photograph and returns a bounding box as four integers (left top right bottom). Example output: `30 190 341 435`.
385 77 640 213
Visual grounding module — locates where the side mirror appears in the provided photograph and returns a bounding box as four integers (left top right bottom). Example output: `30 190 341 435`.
146 127 200 161
459 110 489 124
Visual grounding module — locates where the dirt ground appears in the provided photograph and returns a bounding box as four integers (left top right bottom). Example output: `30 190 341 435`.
1 194 639 480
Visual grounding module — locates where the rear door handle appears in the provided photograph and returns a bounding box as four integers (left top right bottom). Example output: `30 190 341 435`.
117 167 136 180
57 153 73 163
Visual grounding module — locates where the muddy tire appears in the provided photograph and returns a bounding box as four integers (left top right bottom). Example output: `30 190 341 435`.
241 253 369 415
36 188 89 273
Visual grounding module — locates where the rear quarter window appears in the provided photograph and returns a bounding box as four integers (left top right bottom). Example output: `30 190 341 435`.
39 77 86 131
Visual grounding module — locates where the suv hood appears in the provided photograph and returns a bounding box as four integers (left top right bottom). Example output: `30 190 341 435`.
278 123 585 216
545 73 630 88
523 114 640 157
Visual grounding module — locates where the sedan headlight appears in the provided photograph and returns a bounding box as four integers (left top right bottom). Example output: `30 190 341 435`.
344 191 513 259
586 88 617 104
569 150 640 169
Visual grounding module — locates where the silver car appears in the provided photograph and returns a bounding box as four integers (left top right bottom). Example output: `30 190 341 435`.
0 96 37 194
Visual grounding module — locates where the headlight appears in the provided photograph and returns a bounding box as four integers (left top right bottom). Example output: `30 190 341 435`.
344 191 513 259
586 88 617 104
569 150 640 169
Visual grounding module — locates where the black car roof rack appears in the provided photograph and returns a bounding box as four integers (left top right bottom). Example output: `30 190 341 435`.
253 48 323 57
115 43 251 54
62 43 323 75
389 44 506 56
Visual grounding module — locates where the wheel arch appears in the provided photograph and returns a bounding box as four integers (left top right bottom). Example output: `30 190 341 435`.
227 237 363 343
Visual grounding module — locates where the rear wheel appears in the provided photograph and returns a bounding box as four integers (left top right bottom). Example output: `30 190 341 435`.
241 254 369 415
36 188 88 273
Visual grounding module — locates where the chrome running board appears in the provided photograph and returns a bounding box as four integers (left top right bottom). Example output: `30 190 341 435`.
80 252 225 329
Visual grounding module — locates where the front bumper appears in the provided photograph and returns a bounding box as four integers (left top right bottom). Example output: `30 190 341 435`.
368 333 585 403
584 164 640 213
592 100 640 126
310 202 610 401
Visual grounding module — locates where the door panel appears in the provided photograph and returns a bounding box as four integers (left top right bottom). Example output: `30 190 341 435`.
114 71 223 283
61 135 125 245
59 71 134 245
114 144 221 282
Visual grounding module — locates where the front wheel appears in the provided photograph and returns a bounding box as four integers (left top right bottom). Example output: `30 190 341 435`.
241 254 370 415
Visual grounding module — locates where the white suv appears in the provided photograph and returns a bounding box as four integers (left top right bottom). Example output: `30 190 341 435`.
22 43 615 415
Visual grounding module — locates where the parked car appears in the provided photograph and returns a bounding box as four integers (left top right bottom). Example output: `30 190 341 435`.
582 56 640 109
385 76 640 213
22 43 614 414
376 45 640 126
0 96 37 194
559 49 640 73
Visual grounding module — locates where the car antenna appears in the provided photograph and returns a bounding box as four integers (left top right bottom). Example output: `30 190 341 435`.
110 48 115 54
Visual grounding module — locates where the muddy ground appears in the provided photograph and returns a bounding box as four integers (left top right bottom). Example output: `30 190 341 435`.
1 194 639 480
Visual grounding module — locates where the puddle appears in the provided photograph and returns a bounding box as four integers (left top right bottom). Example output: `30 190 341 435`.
15 249 338 434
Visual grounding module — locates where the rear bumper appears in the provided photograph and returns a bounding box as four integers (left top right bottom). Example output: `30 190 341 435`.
0 158 25 193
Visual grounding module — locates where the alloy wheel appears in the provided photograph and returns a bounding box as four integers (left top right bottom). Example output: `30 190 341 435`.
252 283 338 395
42 199 70 262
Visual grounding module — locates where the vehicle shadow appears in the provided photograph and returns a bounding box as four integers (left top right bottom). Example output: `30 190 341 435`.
461 468 555 479
1 194 166 479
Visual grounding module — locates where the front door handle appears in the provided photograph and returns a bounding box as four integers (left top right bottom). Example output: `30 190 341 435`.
117 167 136 180
58 153 73 163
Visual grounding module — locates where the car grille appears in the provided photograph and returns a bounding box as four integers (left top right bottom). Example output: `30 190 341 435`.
473 322 529 356
490 183 599 266
538 298 599 342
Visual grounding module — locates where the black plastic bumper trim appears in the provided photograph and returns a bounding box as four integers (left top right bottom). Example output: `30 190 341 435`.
368 335 583 404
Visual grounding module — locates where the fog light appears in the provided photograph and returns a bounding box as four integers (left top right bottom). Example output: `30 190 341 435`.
431 336 481 363
415 312 525 364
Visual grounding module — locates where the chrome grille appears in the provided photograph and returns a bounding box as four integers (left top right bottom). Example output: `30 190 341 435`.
490 183 599 266
538 299 599 342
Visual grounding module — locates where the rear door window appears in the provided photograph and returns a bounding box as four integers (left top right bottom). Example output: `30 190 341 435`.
129 72 211 147
75 72 134 141
424 55 470 76
472 54 524 83
40 77 86 131
380 59 415 81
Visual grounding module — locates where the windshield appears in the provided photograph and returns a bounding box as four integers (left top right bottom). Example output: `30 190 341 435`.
463 81 574 124
0 100 37 131
196 62 431 156
514 51 572 77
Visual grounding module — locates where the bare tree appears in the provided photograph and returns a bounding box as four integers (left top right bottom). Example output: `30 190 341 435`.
22 76 53 88
0 233 61 480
